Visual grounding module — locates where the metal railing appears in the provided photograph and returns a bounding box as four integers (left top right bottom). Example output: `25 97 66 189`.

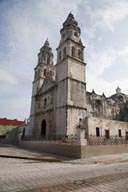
22 134 128 146
88 135 128 146
22 134 78 142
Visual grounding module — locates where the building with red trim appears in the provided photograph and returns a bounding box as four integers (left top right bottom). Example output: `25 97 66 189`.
0 118 25 138
0 118 24 126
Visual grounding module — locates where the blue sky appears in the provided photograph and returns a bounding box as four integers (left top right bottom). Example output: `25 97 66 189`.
0 0 128 120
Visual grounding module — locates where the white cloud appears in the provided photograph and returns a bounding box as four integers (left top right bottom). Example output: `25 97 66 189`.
87 48 117 78
81 0 128 43
83 28 95 41
119 46 128 65
86 45 128 96
0 69 17 84
94 1 128 31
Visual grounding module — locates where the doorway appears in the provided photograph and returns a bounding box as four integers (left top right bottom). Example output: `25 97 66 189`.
41 120 46 137
105 130 109 139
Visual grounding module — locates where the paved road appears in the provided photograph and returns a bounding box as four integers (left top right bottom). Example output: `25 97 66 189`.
0 157 128 192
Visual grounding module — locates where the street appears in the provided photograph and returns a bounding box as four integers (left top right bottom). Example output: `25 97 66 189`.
0 155 128 192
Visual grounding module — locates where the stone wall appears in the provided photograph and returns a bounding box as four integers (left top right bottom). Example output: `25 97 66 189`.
19 141 81 158
81 145 128 158
86 91 125 121
19 140 128 158
67 107 86 135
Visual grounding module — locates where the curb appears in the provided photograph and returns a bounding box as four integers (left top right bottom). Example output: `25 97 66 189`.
65 158 128 165
0 155 63 163
95 158 126 164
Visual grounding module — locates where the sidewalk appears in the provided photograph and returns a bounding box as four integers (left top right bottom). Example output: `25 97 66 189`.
0 144 72 162
0 144 128 164
71 153 128 164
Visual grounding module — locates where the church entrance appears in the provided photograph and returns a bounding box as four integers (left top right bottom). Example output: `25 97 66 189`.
41 120 46 137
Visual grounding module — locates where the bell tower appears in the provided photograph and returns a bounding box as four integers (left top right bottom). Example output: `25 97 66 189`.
57 13 84 63
32 39 54 96
56 13 87 135
29 39 54 134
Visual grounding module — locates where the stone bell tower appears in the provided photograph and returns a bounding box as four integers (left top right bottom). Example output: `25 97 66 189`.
29 39 54 134
32 39 54 96
55 13 87 135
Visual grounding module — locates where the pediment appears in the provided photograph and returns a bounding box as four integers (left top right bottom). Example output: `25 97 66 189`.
39 75 56 94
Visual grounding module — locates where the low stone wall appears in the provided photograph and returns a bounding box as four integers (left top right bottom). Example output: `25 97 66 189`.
81 144 128 158
19 140 128 158
19 141 81 158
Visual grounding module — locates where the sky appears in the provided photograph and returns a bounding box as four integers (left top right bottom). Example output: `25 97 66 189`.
0 0 128 120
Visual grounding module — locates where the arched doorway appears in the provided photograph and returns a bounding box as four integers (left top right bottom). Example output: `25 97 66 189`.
41 120 46 137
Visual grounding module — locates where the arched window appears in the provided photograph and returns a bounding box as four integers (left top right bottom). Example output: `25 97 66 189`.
44 98 47 107
74 32 78 37
63 47 66 58
59 51 61 61
44 68 46 76
78 49 81 59
72 46 75 57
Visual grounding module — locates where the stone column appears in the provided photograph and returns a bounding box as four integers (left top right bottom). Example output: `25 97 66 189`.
77 128 87 145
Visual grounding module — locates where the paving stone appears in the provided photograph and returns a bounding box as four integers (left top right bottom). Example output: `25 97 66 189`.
0 146 128 192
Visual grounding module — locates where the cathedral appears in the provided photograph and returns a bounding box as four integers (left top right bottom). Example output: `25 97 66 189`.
29 13 128 139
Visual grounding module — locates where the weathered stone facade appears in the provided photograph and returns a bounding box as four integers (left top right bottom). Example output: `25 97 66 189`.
29 13 86 137
87 88 128 122
29 13 128 139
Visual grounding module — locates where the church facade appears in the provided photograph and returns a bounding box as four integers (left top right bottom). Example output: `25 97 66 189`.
29 13 128 140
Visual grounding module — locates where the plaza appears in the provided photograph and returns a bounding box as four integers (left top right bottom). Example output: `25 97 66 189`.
0 145 128 192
